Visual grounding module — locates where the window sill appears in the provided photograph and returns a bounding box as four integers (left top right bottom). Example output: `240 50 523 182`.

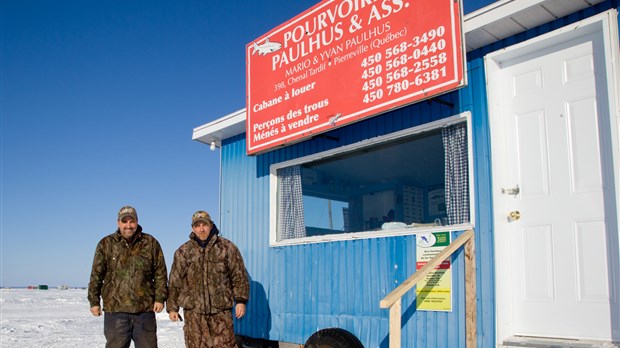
270 223 474 247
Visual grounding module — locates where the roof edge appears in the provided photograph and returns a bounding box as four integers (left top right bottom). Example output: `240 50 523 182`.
463 0 546 32
192 108 246 146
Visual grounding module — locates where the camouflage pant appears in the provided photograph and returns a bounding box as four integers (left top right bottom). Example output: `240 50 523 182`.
183 310 236 348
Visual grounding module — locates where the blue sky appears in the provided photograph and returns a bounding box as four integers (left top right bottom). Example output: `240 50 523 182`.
1 0 496 287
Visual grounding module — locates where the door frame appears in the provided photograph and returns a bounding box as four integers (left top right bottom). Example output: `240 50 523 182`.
485 10 620 344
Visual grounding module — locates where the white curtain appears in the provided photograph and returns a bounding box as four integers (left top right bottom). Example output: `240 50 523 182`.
442 123 469 225
277 165 306 241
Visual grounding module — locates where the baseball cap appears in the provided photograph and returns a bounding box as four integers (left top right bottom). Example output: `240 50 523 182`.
192 211 212 226
118 206 138 221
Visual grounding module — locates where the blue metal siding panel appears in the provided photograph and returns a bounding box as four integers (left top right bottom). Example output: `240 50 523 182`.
221 134 273 339
221 76 490 348
222 103 480 348
270 234 471 347
221 140 474 345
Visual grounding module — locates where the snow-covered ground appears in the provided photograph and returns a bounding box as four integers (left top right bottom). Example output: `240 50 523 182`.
0 288 185 347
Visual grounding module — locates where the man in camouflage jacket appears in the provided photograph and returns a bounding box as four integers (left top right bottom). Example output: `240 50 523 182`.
88 206 168 348
167 210 249 348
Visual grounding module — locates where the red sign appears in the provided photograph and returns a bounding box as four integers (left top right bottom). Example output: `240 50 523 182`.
246 0 465 155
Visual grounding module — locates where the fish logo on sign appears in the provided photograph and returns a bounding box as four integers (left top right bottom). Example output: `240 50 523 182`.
252 37 282 55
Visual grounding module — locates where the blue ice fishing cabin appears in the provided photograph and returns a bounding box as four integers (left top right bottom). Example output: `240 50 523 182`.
193 0 620 347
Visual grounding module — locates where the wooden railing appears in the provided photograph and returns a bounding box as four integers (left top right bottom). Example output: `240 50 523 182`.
379 229 476 348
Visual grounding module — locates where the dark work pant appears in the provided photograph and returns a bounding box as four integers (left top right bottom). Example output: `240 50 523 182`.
104 311 158 348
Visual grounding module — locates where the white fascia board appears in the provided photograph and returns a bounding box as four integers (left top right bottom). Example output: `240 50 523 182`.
192 108 246 146
464 0 546 32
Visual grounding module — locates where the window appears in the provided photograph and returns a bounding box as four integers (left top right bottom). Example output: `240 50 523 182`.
270 114 473 245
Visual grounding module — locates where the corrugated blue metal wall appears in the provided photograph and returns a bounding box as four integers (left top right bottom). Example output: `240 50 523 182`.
217 2 618 347
220 83 491 348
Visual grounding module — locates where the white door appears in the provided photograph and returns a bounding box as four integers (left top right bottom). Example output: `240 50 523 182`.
488 18 619 342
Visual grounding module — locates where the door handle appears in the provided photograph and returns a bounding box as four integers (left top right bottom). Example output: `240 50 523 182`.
508 210 521 222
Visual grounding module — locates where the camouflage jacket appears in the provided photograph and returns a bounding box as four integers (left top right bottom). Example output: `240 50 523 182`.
167 229 249 314
88 226 168 313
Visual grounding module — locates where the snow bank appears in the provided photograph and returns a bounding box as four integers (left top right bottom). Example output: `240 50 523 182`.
0 288 184 347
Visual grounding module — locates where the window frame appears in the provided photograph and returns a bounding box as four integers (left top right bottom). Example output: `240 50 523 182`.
269 112 475 246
